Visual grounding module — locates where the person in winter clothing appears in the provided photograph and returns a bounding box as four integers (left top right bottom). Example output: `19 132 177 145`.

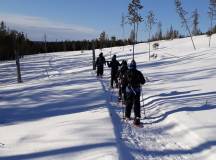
107 55 121 88
118 60 128 102
125 60 145 125
95 52 106 77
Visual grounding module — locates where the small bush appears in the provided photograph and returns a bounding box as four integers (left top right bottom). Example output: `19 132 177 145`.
153 43 159 50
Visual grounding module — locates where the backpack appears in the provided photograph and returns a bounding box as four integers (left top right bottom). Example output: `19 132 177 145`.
119 66 128 85
126 69 145 88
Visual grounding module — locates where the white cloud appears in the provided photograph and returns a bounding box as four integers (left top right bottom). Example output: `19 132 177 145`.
0 13 98 41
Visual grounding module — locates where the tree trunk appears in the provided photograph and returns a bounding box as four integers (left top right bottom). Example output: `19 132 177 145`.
122 25 125 52
209 35 212 47
209 18 213 47
13 37 22 83
15 50 22 83
136 22 139 43
92 42 96 70
132 23 136 60
149 31 151 61
44 34 47 53
184 18 196 50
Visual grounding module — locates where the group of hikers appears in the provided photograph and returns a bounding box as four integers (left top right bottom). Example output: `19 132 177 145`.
95 52 146 125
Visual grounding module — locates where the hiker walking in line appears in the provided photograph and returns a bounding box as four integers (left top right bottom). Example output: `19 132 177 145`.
107 55 121 88
95 52 106 77
125 60 146 125
117 60 128 103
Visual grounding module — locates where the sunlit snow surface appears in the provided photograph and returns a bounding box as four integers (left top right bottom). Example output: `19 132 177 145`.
0 35 216 160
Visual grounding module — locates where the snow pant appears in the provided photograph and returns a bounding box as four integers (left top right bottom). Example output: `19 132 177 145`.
111 71 118 88
125 91 141 119
97 66 104 77
119 84 127 102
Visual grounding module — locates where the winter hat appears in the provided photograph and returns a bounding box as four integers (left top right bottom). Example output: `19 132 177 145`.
122 60 127 66
112 55 116 60
130 60 136 69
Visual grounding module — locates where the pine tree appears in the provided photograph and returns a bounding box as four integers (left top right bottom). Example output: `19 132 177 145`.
128 0 143 60
157 21 163 40
99 31 108 50
170 25 174 39
165 25 180 40
0 21 6 33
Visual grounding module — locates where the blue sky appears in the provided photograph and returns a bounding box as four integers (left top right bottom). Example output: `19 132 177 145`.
0 0 210 41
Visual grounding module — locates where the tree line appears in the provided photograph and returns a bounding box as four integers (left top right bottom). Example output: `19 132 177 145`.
0 22 133 61
1 0 216 61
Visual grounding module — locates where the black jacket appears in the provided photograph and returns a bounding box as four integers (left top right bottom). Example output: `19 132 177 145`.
96 56 105 68
126 68 145 88
118 65 128 85
108 60 121 73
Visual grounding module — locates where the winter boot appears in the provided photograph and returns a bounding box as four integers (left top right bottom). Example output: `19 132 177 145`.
133 117 140 126
118 96 122 101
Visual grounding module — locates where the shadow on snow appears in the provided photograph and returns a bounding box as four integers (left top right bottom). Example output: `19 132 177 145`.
0 142 116 160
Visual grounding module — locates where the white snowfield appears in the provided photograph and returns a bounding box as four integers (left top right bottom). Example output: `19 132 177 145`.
0 35 216 160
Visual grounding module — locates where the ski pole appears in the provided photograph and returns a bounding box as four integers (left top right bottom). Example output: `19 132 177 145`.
130 86 136 95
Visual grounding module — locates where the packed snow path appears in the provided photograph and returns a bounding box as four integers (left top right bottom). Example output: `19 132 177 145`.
100 73 194 160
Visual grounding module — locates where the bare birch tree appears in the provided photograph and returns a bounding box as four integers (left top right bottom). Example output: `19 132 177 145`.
175 0 196 50
191 9 200 36
121 13 126 51
208 0 216 47
146 10 156 61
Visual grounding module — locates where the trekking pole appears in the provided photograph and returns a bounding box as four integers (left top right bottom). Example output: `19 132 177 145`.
122 100 125 120
141 89 146 119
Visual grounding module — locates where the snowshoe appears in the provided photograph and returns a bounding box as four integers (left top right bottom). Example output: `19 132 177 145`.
133 118 143 128
133 117 140 125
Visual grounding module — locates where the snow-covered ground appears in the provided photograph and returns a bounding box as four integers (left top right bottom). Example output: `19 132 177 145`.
0 35 216 160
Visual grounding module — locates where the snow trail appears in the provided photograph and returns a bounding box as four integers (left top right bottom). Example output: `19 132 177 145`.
1 35 216 160
101 73 195 160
